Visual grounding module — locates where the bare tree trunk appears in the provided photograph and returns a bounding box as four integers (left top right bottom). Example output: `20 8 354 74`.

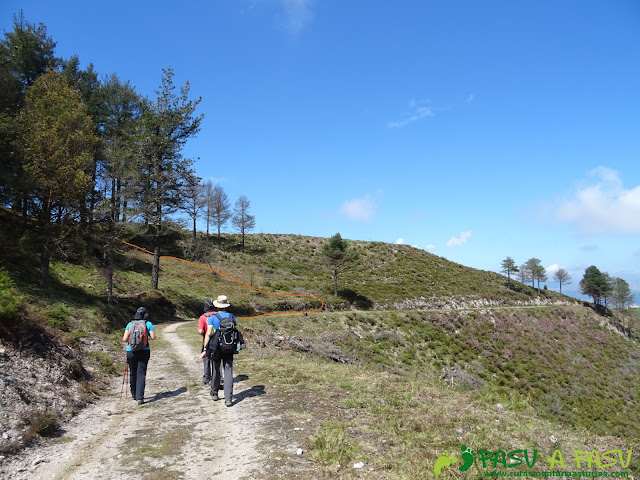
151 243 160 289
107 219 114 304
333 267 338 296
40 241 50 288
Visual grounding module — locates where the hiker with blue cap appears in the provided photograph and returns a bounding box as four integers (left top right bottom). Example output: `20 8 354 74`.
122 307 156 405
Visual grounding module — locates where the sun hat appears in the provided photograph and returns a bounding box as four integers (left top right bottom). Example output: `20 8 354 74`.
213 295 231 309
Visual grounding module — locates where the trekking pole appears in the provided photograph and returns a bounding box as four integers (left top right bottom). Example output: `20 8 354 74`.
120 361 128 399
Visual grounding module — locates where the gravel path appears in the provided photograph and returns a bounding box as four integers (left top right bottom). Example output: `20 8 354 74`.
2 321 271 480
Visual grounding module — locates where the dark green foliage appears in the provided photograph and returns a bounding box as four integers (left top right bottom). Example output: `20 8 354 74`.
46 303 72 331
0 270 20 319
580 265 610 305
500 256 518 287
323 233 359 296
0 10 60 95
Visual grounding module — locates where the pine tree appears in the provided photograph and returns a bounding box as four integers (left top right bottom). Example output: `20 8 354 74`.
500 257 519 288
323 233 359 296
580 266 609 306
133 67 203 289
18 70 96 287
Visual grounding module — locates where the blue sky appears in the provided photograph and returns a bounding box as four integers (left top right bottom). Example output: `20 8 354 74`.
2 1 639 298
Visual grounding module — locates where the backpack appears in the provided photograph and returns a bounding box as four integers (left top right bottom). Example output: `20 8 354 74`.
217 313 238 354
206 313 238 357
129 320 148 351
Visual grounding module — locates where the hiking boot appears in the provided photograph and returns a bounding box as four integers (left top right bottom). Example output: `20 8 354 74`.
137 399 144 406
210 390 219 400
225 400 233 407
203 377 211 385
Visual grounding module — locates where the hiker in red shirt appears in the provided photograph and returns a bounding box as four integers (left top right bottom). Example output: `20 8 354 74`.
198 300 216 385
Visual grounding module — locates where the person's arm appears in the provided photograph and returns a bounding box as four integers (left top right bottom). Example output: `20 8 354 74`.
200 324 213 358
122 325 130 343
198 316 206 337
149 325 156 341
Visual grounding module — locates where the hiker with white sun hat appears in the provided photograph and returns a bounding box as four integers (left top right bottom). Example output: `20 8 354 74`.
200 295 240 407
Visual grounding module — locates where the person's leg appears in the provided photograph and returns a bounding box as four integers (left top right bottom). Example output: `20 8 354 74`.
203 354 211 384
126 351 136 398
136 350 150 402
223 355 233 405
211 357 221 398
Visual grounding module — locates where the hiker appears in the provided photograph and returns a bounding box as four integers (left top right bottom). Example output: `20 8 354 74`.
200 295 238 407
123 307 156 405
198 299 217 386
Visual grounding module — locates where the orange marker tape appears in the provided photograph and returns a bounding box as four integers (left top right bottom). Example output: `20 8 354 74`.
121 241 324 320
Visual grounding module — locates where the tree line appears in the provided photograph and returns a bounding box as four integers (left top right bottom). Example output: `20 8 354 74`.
500 257 634 309
0 12 256 297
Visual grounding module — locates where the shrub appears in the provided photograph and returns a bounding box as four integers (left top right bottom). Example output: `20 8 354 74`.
46 303 72 331
0 270 20 320
25 410 60 438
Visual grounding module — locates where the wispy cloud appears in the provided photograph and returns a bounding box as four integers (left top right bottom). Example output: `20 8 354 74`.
446 231 472 248
388 100 434 128
580 244 599 252
395 238 405 244
466 93 475 104
279 0 315 35
553 166 640 234
202 176 226 185
339 194 377 221
425 244 436 251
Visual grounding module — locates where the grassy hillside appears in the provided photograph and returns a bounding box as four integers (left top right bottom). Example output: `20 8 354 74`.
1 213 639 475
111 228 579 316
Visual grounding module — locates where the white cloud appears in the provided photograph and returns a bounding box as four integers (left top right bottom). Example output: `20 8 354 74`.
339 194 377 221
425 244 436 251
546 263 560 275
554 166 640 234
446 231 472 248
395 238 405 244
279 0 315 35
388 101 434 128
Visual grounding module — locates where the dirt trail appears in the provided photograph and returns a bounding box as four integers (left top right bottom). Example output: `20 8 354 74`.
3 321 274 479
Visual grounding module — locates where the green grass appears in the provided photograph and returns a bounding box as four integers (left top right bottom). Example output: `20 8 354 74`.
1 209 639 477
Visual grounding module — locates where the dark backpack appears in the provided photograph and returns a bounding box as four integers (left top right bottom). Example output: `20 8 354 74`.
129 320 148 351
206 313 238 357
217 313 238 354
